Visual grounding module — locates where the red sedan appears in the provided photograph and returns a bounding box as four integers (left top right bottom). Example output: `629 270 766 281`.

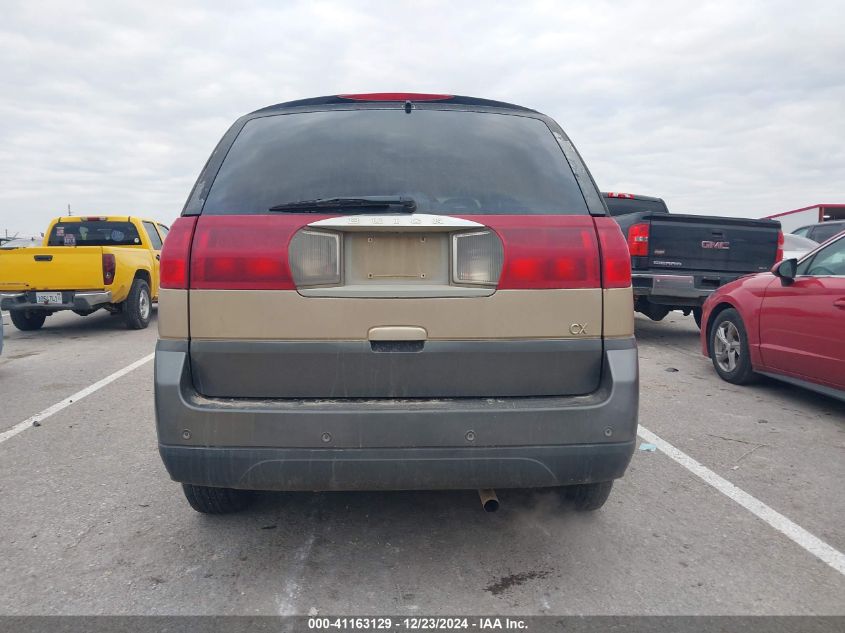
700 232 845 401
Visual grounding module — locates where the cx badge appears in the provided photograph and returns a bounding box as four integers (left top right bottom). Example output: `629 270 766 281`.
569 323 588 335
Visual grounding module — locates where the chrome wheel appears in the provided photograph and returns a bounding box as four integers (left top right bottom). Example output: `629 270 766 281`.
139 289 151 321
714 320 741 372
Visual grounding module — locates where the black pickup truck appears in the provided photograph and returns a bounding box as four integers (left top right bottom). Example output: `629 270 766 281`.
602 192 783 327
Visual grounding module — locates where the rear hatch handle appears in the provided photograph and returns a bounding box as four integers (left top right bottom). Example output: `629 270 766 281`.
368 326 427 353
33 255 53 262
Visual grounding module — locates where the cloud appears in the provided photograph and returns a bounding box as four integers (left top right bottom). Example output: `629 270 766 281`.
1 0 843 236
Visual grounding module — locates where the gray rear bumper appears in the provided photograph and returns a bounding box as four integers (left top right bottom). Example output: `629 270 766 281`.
0 290 112 311
154 338 638 491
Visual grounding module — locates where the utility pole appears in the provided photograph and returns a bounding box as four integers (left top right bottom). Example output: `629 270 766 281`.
67 203 72 216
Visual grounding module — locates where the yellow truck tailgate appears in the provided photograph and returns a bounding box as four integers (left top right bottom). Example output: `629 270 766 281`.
0 247 106 291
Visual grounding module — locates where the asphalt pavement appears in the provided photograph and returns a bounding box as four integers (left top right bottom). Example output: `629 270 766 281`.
0 308 843 615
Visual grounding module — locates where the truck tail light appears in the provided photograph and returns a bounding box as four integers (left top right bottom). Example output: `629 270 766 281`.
102 253 116 285
160 217 197 289
288 230 342 287
627 222 650 257
594 217 632 288
452 230 504 285
468 216 600 289
776 230 784 262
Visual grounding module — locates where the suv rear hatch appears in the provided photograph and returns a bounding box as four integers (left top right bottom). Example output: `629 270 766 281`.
647 214 781 273
178 103 627 399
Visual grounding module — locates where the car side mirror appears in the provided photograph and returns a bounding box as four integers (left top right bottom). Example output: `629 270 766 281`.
773 258 797 283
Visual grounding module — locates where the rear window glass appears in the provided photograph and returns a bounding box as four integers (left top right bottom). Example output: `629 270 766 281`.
811 223 845 242
47 221 141 247
142 221 163 249
602 197 669 216
202 109 589 215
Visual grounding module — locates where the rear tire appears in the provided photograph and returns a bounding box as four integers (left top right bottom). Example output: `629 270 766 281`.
709 308 756 384
123 278 151 330
181 484 254 514
563 480 614 511
10 309 47 331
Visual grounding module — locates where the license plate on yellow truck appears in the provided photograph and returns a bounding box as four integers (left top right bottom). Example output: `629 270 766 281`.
35 292 63 305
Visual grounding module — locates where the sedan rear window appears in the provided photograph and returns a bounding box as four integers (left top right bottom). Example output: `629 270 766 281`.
202 109 589 215
47 221 142 247
811 223 845 243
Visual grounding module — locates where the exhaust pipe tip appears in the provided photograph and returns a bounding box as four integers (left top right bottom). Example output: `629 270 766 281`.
478 489 499 513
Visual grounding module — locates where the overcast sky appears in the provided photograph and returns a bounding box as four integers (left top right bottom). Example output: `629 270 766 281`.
1 0 843 236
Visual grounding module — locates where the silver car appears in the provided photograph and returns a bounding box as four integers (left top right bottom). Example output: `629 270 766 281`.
781 233 818 261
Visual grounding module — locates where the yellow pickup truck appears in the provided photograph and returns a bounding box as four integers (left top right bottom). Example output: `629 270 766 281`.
0 216 169 330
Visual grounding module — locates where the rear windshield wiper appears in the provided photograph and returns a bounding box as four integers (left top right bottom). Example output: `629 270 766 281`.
269 196 417 213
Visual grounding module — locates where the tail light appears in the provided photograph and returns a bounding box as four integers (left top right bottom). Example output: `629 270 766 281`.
289 230 342 287
339 93 453 101
452 231 504 285
594 218 632 288
776 230 784 262
627 222 650 257
102 253 116 285
189 216 325 290
184 215 606 292
159 217 197 289
470 216 601 289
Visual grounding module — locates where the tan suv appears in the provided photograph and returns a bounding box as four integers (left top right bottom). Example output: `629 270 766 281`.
155 93 638 514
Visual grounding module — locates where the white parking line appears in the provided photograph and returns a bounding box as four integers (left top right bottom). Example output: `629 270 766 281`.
276 531 316 615
638 425 845 576
0 353 154 445
2 351 841 579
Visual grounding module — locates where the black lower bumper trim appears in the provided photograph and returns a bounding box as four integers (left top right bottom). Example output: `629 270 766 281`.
159 441 636 491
